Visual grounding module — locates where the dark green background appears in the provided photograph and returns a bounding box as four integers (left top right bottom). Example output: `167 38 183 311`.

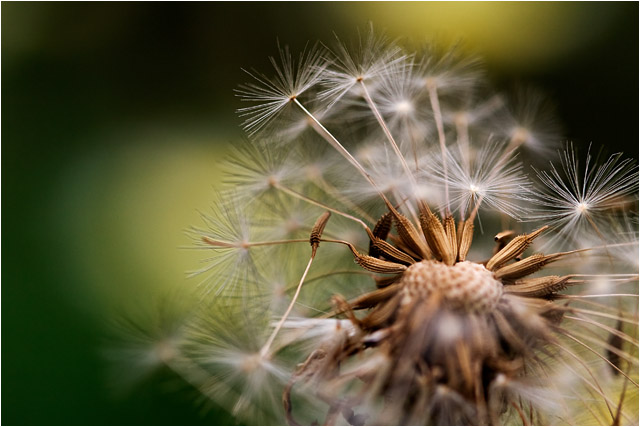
2 2 638 425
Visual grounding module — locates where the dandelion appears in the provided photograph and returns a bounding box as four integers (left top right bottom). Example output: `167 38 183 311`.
119 29 639 425
531 143 638 250
319 25 409 109
236 42 328 136
489 86 563 156
424 138 532 221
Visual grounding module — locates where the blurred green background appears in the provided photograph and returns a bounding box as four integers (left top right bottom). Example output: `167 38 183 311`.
2 2 637 425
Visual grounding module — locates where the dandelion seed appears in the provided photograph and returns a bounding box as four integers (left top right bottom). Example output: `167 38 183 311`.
187 199 287 298
319 25 409 109
177 304 291 424
490 86 563 156
236 42 328 135
425 138 532 220
416 41 483 96
531 143 638 250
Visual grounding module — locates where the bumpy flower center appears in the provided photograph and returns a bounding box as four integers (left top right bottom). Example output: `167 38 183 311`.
399 260 503 312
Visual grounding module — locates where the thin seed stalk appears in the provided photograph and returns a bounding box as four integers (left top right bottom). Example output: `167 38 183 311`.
261 255 315 357
273 182 373 238
426 82 450 214
292 97 403 217
358 79 418 190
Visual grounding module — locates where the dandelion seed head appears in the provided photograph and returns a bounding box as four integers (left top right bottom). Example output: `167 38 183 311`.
400 260 503 312
119 29 640 426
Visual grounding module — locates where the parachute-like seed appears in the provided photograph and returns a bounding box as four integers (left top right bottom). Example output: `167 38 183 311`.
530 143 638 250
236 43 329 135
391 207 431 259
370 237 416 265
319 24 409 109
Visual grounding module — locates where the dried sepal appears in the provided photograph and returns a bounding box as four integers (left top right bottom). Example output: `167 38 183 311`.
392 208 431 259
360 294 402 330
419 206 454 265
457 219 474 262
503 275 570 298
331 294 362 328
493 252 564 280
493 230 515 255
343 241 408 274
443 216 458 264
486 226 548 271
349 283 401 310
368 211 394 257
371 237 416 265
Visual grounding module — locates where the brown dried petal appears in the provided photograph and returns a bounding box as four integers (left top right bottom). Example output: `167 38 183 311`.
375 274 402 288
504 275 570 298
457 219 474 262
493 230 515 256
419 209 453 265
491 311 529 354
393 210 430 259
486 226 548 271
350 284 401 310
283 349 327 426
371 237 416 265
361 295 402 330
494 252 563 280
444 216 458 264
369 212 394 256
345 242 408 274
332 295 361 328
